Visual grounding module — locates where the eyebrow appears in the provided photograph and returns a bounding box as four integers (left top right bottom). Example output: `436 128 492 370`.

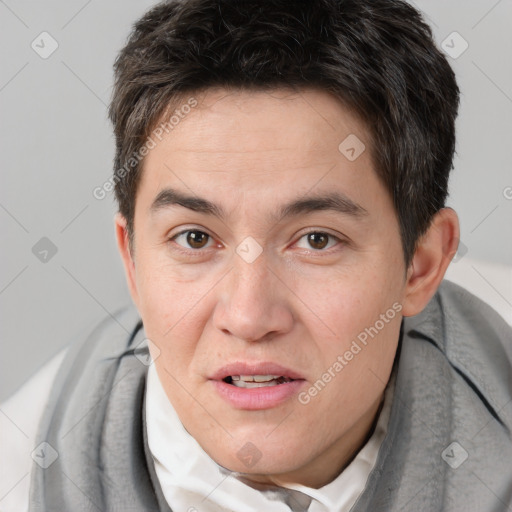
150 187 368 221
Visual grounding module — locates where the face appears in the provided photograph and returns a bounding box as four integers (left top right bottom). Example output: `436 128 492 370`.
120 88 409 488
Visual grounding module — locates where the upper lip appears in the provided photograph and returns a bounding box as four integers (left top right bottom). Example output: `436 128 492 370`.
210 362 305 381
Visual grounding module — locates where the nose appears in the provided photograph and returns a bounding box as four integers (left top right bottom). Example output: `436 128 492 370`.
212 253 294 343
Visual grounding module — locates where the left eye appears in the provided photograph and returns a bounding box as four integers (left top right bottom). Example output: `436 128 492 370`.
296 232 339 251
172 230 214 249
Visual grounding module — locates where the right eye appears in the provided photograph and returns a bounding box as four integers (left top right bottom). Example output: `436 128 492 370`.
171 230 214 250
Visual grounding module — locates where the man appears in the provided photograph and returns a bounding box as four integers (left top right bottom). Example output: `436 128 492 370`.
2 0 512 510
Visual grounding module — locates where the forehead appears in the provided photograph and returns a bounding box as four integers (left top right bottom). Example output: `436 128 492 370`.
138 88 385 217
151 88 368 158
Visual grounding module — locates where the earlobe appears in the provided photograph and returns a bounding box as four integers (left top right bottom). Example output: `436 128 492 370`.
114 213 139 305
402 208 460 317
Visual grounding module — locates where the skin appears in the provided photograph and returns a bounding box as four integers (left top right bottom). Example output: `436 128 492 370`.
116 88 459 488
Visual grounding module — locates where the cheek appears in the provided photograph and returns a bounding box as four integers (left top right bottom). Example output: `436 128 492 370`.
135 251 202 327
302 308 400 432
296 264 399 339
134 256 219 367
293 260 402 403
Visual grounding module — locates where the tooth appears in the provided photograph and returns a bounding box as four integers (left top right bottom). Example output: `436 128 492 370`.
226 374 293 387
253 375 280 382
232 380 280 388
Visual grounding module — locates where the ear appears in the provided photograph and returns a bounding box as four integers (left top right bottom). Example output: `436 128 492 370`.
402 207 460 317
115 213 139 306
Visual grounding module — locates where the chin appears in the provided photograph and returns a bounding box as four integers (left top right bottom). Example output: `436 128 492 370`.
202 430 315 478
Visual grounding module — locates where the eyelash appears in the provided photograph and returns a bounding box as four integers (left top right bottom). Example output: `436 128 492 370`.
169 228 345 255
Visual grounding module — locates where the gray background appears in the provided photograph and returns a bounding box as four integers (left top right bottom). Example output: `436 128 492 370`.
1 0 511 401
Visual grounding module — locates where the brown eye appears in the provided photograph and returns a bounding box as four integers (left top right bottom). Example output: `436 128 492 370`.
186 231 210 249
173 230 213 250
307 232 329 250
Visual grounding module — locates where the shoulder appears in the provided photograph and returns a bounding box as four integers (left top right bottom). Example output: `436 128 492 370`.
436 279 512 369
405 277 512 428
0 304 141 512
0 349 67 512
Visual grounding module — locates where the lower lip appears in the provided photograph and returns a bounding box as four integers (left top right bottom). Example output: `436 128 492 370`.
211 379 305 410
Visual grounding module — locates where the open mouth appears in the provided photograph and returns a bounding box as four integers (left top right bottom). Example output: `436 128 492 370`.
213 365 305 409
222 375 294 388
